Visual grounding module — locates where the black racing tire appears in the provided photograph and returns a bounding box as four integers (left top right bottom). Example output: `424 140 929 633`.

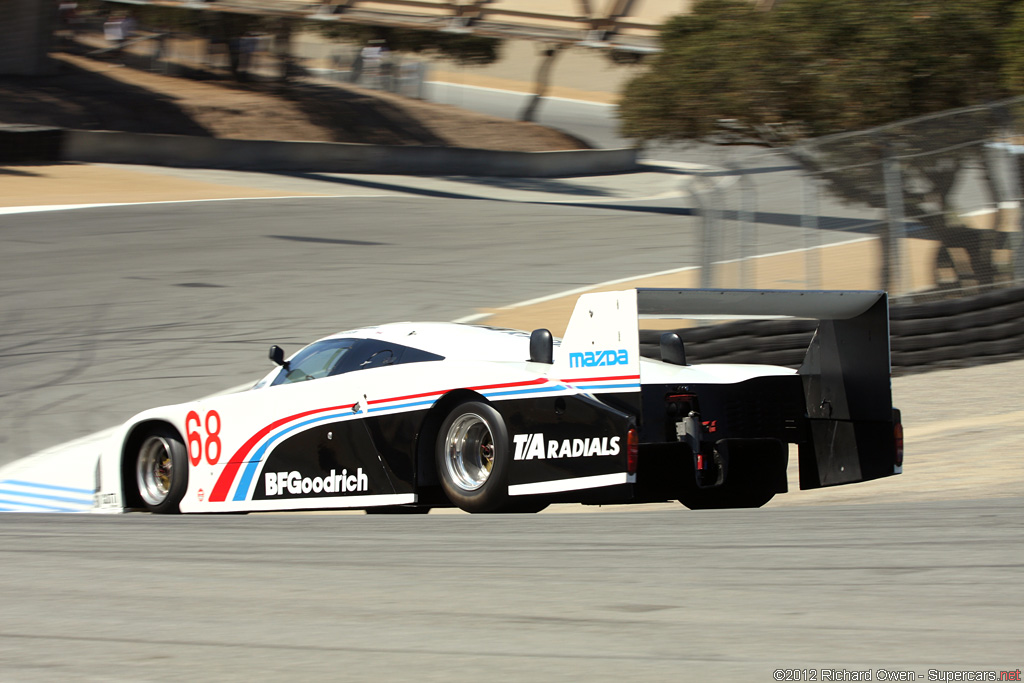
435 400 513 513
133 426 188 514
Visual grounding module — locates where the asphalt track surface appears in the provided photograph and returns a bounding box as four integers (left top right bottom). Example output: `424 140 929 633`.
2 190 1022 680
0 500 1020 681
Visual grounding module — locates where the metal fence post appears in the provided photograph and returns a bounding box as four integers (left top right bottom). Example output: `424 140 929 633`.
729 162 757 289
692 174 716 289
1000 140 1024 282
711 179 724 286
883 150 907 296
801 173 822 289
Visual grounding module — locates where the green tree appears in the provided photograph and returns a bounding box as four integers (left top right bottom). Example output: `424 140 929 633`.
620 0 1017 144
619 0 1023 290
1000 2 1024 93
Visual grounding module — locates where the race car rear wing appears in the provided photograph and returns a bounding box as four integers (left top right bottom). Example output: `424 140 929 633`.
557 288 898 489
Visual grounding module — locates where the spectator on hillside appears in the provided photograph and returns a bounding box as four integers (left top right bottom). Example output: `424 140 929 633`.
239 32 257 75
103 13 126 58
360 40 388 88
104 12 135 61
57 1 78 36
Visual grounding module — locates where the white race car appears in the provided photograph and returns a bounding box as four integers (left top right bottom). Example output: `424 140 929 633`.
94 288 903 514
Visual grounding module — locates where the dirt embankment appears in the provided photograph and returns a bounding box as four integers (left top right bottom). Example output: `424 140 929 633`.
0 47 588 152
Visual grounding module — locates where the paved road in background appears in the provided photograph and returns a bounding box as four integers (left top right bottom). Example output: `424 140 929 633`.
1 499 1020 681
426 81 794 168
427 81 629 149
425 82 991 239
427 81 775 170
428 82 902 244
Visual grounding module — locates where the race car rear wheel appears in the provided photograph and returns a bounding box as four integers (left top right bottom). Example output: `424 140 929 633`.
134 427 188 514
435 401 512 513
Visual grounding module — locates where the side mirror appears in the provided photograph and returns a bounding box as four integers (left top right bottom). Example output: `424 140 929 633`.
660 332 687 366
529 328 553 364
269 345 289 369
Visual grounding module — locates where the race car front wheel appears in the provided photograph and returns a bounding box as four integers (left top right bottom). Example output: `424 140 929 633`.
435 401 512 513
134 427 188 514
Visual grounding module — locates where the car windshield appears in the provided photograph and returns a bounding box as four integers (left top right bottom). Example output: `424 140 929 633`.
272 339 354 386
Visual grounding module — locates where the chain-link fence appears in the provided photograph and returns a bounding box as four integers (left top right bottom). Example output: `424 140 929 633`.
54 15 430 98
35 3 428 97
688 99 1024 303
290 33 430 99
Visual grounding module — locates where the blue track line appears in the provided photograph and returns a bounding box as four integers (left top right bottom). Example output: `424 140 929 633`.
0 487 93 506
0 497 82 512
2 479 94 495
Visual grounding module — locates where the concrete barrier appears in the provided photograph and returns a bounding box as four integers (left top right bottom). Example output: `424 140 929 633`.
0 125 64 163
61 129 639 177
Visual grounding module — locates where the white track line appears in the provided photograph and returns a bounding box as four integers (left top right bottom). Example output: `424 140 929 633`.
0 157 703 218
0 189 679 216
0 169 688 215
0 195 390 216
455 236 876 323
426 80 617 107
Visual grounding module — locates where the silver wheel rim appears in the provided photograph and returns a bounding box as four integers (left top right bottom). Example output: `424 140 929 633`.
136 436 173 507
443 413 495 491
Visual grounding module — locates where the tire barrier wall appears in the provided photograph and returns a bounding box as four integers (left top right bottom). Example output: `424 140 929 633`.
639 284 1024 376
53 129 638 177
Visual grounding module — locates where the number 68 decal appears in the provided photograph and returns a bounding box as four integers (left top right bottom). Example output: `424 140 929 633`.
186 410 222 466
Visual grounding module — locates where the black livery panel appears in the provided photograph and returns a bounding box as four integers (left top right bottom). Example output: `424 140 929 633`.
248 392 635 504
494 394 633 489
252 412 424 501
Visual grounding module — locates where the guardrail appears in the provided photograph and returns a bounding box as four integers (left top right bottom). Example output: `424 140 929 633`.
0 125 64 163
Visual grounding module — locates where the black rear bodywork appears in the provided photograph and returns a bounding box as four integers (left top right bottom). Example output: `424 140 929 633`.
612 289 902 503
